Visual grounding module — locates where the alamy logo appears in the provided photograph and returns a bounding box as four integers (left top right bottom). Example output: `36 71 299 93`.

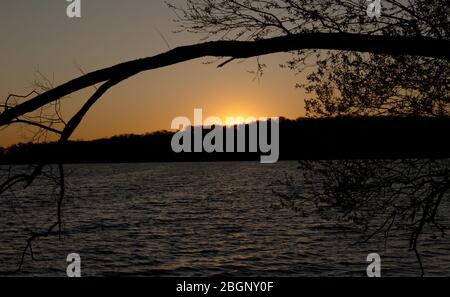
366 253 381 277
66 253 81 277
66 0 81 18
367 0 382 19
171 109 280 163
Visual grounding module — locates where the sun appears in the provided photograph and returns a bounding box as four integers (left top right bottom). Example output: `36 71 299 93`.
225 117 244 126
224 115 257 127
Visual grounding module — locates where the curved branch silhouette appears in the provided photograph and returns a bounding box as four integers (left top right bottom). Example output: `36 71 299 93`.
1 33 449 128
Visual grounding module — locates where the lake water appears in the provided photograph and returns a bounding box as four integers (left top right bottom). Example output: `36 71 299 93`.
1 161 450 276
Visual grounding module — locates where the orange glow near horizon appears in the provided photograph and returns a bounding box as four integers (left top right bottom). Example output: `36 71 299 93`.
225 116 248 127
0 2 306 147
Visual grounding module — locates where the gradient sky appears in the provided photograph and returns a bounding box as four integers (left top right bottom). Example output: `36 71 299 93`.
0 0 307 147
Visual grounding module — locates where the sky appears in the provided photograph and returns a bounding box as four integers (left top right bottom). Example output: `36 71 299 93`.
0 0 307 147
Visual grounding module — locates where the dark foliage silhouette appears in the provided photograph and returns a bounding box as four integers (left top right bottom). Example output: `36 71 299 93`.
2 117 450 164
169 0 450 275
1 0 449 274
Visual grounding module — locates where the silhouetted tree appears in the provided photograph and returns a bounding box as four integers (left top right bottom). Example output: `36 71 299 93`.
1 0 449 273
169 0 449 116
168 0 450 275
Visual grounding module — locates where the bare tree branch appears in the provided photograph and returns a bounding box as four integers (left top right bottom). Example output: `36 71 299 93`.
1 33 449 128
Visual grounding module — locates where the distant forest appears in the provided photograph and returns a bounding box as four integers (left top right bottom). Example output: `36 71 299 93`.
1 117 450 164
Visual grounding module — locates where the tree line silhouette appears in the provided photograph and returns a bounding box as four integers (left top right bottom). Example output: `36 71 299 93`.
2 116 450 164
1 0 448 275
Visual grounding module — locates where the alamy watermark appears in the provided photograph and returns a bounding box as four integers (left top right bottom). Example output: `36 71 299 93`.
65 1 381 20
366 253 381 277
65 0 380 19
66 0 81 18
171 109 280 164
66 253 81 277
367 0 382 19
